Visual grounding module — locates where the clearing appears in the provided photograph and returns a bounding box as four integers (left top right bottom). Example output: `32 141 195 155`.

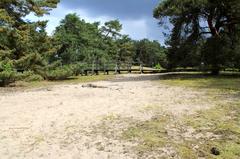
0 73 239 159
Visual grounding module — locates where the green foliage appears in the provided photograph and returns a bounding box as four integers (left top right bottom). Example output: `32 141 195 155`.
101 20 122 40
0 1 168 86
53 14 167 70
70 63 88 76
134 39 167 67
54 14 89 64
0 62 16 86
24 74 44 82
154 0 240 73
44 65 73 81
0 0 59 86
154 63 163 70
116 35 135 63
17 71 44 82
53 14 123 66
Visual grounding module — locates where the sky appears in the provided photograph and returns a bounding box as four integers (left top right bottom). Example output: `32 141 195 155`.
26 0 165 44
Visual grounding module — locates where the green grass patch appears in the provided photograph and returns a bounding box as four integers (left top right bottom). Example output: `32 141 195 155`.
159 73 240 91
122 115 170 154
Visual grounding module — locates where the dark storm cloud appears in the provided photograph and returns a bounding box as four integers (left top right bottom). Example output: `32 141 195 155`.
60 0 160 19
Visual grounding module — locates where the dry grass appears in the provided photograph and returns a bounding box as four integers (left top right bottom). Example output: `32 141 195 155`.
120 74 240 158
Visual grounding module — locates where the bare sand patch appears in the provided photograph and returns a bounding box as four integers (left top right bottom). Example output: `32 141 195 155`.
0 74 214 159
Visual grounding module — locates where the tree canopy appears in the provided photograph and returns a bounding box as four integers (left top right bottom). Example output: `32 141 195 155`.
154 0 240 74
0 0 59 85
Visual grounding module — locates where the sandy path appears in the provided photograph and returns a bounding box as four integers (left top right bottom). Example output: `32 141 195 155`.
0 74 212 159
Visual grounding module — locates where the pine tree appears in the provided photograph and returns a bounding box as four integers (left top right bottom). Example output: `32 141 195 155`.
0 0 59 85
154 0 240 74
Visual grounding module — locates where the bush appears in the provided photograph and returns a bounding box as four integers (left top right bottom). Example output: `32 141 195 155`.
25 74 44 82
17 71 44 82
44 65 73 80
154 63 163 70
0 71 16 86
70 63 88 76
0 63 16 87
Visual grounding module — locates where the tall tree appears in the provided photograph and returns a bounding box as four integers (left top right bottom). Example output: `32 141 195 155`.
100 20 123 66
54 14 87 64
154 0 240 74
134 39 167 67
0 0 59 85
54 13 108 68
116 35 135 64
101 20 122 40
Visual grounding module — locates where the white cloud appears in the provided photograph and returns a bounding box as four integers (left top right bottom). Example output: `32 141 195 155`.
25 5 113 35
121 19 148 39
25 4 158 42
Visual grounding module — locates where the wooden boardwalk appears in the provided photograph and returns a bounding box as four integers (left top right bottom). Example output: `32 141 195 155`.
81 68 201 75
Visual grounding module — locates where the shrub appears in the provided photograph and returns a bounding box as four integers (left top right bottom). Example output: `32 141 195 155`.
0 63 16 87
17 71 44 82
70 63 88 76
154 63 163 70
25 74 44 82
44 65 73 80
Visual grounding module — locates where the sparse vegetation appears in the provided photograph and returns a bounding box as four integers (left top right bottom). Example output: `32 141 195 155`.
15 74 115 89
160 73 240 91
118 74 240 158
122 115 170 154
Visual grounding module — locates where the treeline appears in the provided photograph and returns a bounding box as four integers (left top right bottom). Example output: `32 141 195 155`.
0 1 166 86
52 14 167 69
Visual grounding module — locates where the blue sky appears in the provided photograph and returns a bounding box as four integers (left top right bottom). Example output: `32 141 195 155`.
26 0 165 44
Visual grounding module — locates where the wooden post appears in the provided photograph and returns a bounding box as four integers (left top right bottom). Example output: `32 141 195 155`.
103 62 106 75
106 63 109 75
84 70 88 76
140 63 143 74
91 59 95 76
96 60 99 75
128 63 132 74
95 70 99 75
81 69 84 76
118 64 121 74
115 64 118 74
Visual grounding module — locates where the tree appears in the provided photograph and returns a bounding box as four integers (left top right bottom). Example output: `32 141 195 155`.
100 20 123 69
134 39 167 68
154 0 240 74
116 35 135 64
54 14 88 64
101 20 122 40
54 14 116 69
0 0 59 85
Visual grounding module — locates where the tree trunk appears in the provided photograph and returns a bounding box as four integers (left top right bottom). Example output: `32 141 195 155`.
207 11 220 37
211 67 220 75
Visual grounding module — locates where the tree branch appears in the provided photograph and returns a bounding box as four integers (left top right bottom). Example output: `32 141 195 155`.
199 31 212 35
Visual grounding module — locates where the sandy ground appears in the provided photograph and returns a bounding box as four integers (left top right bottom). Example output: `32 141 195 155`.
0 74 214 159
